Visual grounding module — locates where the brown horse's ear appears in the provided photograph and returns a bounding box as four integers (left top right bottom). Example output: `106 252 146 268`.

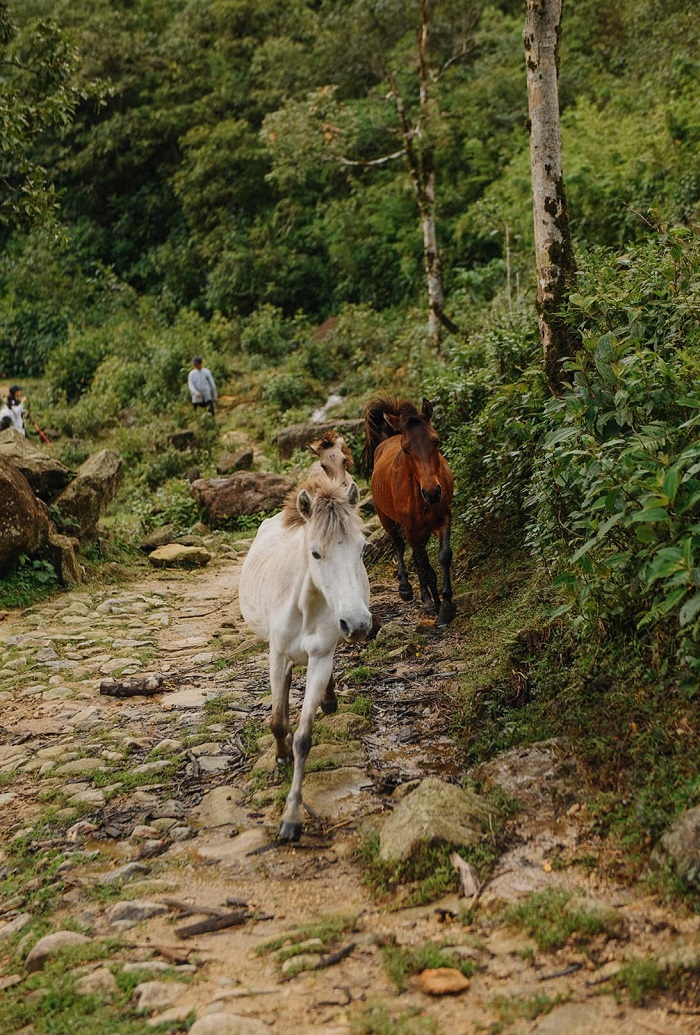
297 488 313 519
346 481 360 507
308 439 321 458
384 412 401 431
422 398 434 421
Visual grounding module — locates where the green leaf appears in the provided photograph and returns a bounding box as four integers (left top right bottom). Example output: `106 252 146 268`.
629 507 669 523
662 467 680 501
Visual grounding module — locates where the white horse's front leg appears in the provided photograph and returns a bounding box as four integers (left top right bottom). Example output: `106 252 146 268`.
269 649 293 762
279 653 334 842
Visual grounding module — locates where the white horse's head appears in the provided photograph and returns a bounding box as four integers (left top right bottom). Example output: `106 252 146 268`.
295 478 371 642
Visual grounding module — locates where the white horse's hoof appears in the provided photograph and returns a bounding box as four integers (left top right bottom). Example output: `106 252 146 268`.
279 821 302 842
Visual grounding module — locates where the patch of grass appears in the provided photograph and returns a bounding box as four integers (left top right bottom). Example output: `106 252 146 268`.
350 1001 438 1035
344 667 377 688
504 889 621 952
203 696 231 722
490 990 568 1024
0 945 180 1035
615 958 666 1006
382 941 474 992
347 692 373 715
255 913 357 956
356 832 500 908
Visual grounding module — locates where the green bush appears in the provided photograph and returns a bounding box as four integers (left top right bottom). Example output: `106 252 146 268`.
526 228 700 677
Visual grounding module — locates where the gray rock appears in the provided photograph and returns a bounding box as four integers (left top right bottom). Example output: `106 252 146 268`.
0 428 72 501
650 805 700 887
0 458 51 574
148 544 212 568
474 739 586 815
74 966 118 999
217 449 254 474
25 931 91 972
139 524 177 552
379 777 498 863
189 1013 272 1035
134 980 185 1012
0 913 31 942
192 787 249 829
52 449 123 538
104 900 170 924
190 471 295 523
99 862 150 886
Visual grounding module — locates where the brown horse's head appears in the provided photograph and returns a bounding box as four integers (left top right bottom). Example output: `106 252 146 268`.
308 430 354 483
384 398 444 505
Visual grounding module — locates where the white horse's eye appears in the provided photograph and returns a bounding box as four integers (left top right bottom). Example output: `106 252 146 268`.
311 549 322 560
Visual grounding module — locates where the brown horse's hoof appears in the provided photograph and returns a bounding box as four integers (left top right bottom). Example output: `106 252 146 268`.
436 601 456 625
399 586 413 601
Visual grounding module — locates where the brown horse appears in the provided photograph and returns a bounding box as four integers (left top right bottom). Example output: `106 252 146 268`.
363 397 455 625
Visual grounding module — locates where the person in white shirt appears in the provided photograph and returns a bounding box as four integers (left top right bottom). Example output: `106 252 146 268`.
0 385 26 435
187 357 217 416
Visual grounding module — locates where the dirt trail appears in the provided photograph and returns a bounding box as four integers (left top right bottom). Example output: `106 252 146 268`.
1 551 699 1034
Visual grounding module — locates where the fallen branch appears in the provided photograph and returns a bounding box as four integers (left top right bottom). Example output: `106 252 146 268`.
538 962 582 981
280 942 356 982
161 897 233 918
176 909 249 939
100 674 167 698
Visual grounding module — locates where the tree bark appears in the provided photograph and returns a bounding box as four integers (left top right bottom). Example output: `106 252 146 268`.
523 0 581 392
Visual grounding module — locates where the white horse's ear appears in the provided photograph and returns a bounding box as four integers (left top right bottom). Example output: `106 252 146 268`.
346 480 360 507
297 488 313 519
422 398 434 421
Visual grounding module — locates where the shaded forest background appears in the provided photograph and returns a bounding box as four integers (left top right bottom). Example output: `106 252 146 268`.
2 0 700 883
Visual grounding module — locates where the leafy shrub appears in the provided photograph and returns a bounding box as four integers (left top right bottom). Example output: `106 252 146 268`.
240 304 296 361
526 228 700 677
132 479 202 533
0 555 58 608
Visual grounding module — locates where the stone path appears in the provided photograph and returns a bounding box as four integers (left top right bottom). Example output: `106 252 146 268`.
0 550 699 1034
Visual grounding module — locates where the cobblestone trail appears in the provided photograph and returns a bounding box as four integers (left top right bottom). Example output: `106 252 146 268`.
0 554 698 1034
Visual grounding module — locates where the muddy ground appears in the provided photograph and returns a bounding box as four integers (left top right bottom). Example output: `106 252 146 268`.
0 545 699 1034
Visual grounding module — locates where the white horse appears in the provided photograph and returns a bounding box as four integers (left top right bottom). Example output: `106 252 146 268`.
239 475 372 841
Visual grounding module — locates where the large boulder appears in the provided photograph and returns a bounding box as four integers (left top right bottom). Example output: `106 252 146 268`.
190 471 294 523
0 428 72 502
53 449 123 537
276 419 363 460
0 459 51 574
379 776 499 863
649 805 700 888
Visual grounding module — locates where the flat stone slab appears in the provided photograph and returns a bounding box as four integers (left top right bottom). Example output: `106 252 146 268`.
302 767 373 817
195 829 270 869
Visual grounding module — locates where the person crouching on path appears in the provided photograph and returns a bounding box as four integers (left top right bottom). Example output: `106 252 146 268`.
0 385 26 434
187 356 217 416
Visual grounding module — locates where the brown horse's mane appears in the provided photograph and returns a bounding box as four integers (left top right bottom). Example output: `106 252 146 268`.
281 473 361 546
361 397 423 476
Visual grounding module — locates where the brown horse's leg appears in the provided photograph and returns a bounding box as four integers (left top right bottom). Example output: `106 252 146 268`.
436 524 455 625
320 672 337 714
380 513 413 601
411 538 440 615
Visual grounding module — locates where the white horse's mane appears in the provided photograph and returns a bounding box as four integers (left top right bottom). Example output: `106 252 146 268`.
282 475 362 547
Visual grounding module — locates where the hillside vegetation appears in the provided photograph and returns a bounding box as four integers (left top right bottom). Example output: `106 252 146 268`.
1 0 700 893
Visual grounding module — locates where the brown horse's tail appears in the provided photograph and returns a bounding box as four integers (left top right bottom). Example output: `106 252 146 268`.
360 397 402 477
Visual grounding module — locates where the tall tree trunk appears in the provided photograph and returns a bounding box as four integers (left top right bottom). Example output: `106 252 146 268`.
390 0 459 350
523 0 581 393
